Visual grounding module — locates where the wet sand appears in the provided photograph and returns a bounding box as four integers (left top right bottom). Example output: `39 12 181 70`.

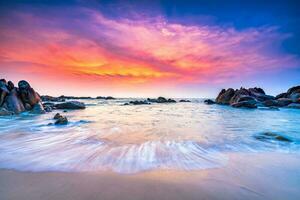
1 153 300 200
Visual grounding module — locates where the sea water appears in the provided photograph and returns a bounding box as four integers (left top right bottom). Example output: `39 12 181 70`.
0 98 299 173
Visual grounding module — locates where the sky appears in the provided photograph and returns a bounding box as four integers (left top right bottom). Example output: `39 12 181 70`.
0 0 300 97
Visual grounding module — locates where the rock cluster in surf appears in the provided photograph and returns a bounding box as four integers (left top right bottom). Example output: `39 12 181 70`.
0 79 86 116
205 86 300 109
0 79 45 115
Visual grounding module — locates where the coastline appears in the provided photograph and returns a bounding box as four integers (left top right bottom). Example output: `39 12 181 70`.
1 152 300 200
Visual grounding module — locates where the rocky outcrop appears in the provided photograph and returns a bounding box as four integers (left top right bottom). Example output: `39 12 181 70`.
55 101 86 109
204 99 215 105
179 99 191 102
254 132 292 142
214 85 300 109
0 79 45 115
147 97 176 103
96 96 115 100
53 113 68 125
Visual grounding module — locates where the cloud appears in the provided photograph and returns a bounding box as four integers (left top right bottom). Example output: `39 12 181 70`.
0 5 299 91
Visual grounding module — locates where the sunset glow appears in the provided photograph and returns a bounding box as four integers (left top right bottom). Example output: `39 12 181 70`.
0 1 299 97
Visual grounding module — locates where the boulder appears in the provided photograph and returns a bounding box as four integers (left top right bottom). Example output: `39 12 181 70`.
179 99 191 103
254 132 292 142
96 96 115 100
3 88 25 114
128 100 150 105
0 107 14 116
275 93 288 99
276 98 293 107
0 80 9 107
55 101 86 109
263 100 280 107
30 102 46 114
231 100 257 108
54 113 62 119
18 80 41 106
290 93 300 102
229 88 251 104
55 115 68 125
204 99 215 105
287 103 300 109
147 97 176 103
287 85 300 95
216 88 235 104
41 95 65 102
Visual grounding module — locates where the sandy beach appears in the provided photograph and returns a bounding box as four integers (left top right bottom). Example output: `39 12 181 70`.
1 152 300 200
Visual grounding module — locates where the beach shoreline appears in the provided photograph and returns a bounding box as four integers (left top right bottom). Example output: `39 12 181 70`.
1 152 300 200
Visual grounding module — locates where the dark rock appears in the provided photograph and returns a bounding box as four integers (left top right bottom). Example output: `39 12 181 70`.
30 102 46 114
7 81 14 91
18 80 41 106
287 85 300 95
179 99 191 103
3 88 25 113
254 132 292 142
231 100 257 108
248 87 265 95
55 116 68 125
58 95 91 100
276 98 293 107
263 100 280 107
55 101 86 109
96 96 115 100
275 93 288 99
216 88 235 104
147 97 176 103
229 88 251 104
44 106 52 112
54 113 62 119
287 103 300 109
204 99 215 105
41 95 65 102
290 93 300 102
129 100 150 105
0 107 14 116
0 80 9 107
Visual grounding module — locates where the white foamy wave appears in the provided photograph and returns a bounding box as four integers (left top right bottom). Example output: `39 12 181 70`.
0 138 226 173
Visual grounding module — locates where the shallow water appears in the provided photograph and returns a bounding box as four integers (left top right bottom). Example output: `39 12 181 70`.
0 98 300 173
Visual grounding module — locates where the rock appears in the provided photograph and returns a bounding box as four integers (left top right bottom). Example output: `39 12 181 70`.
55 116 68 125
18 80 41 106
204 99 215 104
179 99 191 103
276 98 293 107
254 132 292 142
0 107 14 116
287 103 300 109
55 101 86 109
231 100 257 108
41 95 65 102
58 95 91 100
216 88 235 104
248 87 265 95
229 88 251 104
123 103 130 106
147 97 176 103
275 93 288 99
263 100 280 107
96 96 115 100
0 80 9 107
290 93 300 102
7 81 14 91
54 113 62 119
24 103 32 110
129 100 150 105
30 102 46 114
44 106 52 112
3 88 25 113
287 85 300 95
